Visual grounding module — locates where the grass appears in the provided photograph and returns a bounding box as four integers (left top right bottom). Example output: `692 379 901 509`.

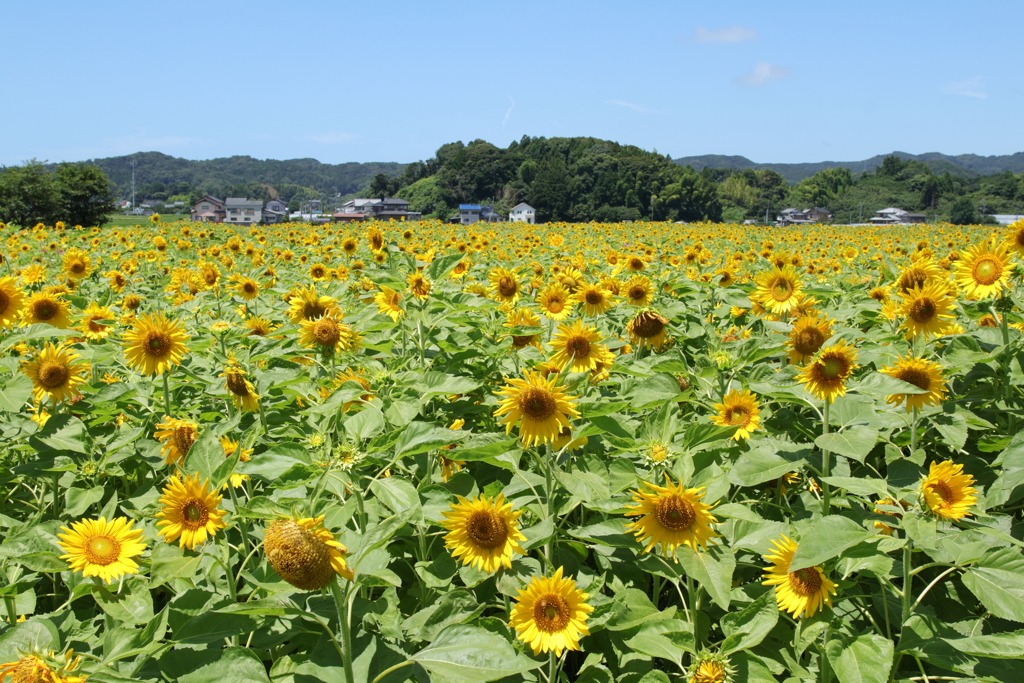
102 214 188 227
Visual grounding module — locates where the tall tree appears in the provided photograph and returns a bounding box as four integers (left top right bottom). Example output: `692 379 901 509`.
55 163 116 227
949 197 976 225
0 160 60 227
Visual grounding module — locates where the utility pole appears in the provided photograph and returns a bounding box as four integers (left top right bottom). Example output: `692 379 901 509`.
130 159 136 213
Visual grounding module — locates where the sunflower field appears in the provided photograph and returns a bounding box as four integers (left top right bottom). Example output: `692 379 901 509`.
2 217 1024 683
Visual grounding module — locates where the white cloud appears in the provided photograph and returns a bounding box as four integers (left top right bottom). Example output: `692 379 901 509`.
301 132 358 144
694 25 758 43
502 95 515 129
736 62 790 86
605 99 658 114
942 76 987 99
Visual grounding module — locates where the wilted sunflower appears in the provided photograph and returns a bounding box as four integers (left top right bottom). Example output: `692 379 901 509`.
796 339 858 403
573 281 614 316
406 272 432 300
441 493 526 573
762 535 837 619
548 320 613 373
755 264 803 315
787 314 833 365
536 282 574 320
494 370 580 447
62 248 92 280
21 291 72 329
0 650 86 683
489 266 522 304
57 516 147 584
504 308 543 350
264 515 353 589
367 225 385 252
624 475 720 557
0 276 26 328
921 460 977 521
374 285 404 321
899 281 957 340
153 416 199 466
286 284 340 323
880 356 946 412
79 301 115 341
123 312 190 376
156 473 227 550
627 310 670 351
711 389 762 440
624 274 654 307
21 343 89 405
509 567 593 657
955 238 1014 299
221 358 260 411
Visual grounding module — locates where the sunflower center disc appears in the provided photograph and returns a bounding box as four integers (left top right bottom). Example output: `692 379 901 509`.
86 535 120 565
930 480 954 505
226 372 250 396
466 510 508 549
794 328 825 355
899 269 927 292
498 277 517 297
567 336 591 358
38 361 69 388
655 494 696 531
183 500 208 527
729 408 749 425
973 258 1000 285
896 368 931 391
585 291 603 305
35 302 55 319
910 298 936 324
511 334 534 348
70 261 85 274
772 280 792 300
244 283 257 294
518 387 556 420
0 290 8 311
146 333 168 355
629 286 646 301
546 297 564 314
533 594 571 633
632 314 665 339
788 567 822 596
174 427 196 456
313 320 340 347
821 357 847 379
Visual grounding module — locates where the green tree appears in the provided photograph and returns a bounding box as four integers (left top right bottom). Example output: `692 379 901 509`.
0 160 60 227
949 197 976 224
528 158 571 222
369 173 391 199
55 163 117 227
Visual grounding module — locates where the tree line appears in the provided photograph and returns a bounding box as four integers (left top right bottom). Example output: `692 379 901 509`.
0 160 116 228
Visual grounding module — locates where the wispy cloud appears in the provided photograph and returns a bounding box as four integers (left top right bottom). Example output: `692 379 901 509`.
301 132 358 144
735 62 789 86
942 76 987 99
694 25 758 43
605 99 658 114
502 96 515 129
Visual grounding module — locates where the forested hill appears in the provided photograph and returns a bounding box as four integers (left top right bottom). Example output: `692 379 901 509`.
674 151 1024 184
78 152 405 202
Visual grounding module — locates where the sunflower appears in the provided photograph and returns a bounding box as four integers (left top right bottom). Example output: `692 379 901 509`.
57 516 147 584
122 312 190 376
494 370 580 447
509 567 593 657
220 436 253 488
79 301 115 341
0 277 26 328
899 281 957 340
19 263 46 285
504 308 543 350
242 314 277 337
879 356 946 412
406 272 431 300
341 237 357 255
624 275 654 307
286 284 340 323
548 320 613 373
0 650 86 683
156 473 227 550
221 358 260 412
299 310 355 355
787 314 834 365
955 238 1015 299
755 264 803 315
796 339 858 403
264 515 353 589
440 493 526 573
367 225 385 252
626 255 647 272
21 291 72 329
234 276 260 300
1004 218 1024 258
921 460 977 521
627 310 670 351
762 535 837 619
62 248 92 280
21 343 89 405
153 416 199 466
489 267 522 304
624 475 720 557
536 283 574 321
572 282 614 316
374 286 404 321
895 257 942 294
308 262 330 281
689 654 734 683
711 390 762 440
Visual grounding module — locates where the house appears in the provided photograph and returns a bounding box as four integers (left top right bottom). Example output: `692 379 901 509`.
480 205 506 223
459 204 482 224
332 212 367 223
805 207 833 222
225 197 263 225
509 202 536 224
870 208 926 225
190 196 225 222
338 197 419 221
263 198 288 224
776 207 833 226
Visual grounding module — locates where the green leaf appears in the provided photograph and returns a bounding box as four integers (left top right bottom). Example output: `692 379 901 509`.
160 646 271 683
0 374 32 412
932 412 969 452
825 632 894 683
675 545 735 610
13 551 67 572
403 588 485 641
815 425 878 462
682 422 738 451
623 619 695 666
946 630 1024 659
345 406 385 442
95 579 155 625
629 373 684 408
392 420 460 457
901 511 937 550
411 624 539 682
183 429 227 488
855 372 931 397
455 434 518 462
0 618 59 661
369 477 421 518
730 441 809 487
605 588 678 631
789 516 873 572
417 371 482 397
961 547 1024 622
820 477 889 499
720 590 779 654
426 252 466 281
34 413 88 453
65 485 105 517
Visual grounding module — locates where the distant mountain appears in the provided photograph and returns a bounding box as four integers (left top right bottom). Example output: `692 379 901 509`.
673 151 1024 184
77 152 406 197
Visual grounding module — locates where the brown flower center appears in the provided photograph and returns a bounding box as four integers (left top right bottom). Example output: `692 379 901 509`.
629 257 645 271
37 360 69 388
86 535 120 565
533 593 571 633
793 327 825 356
69 259 86 275
929 480 953 504
973 257 1001 286
566 336 591 359
497 277 518 298
584 290 603 305
820 356 849 379
894 367 931 391
33 300 56 320
771 278 793 301
631 313 665 338
545 296 564 314
511 334 535 349
145 331 171 357
174 426 196 456
517 386 556 420
628 285 647 301
909 297 937 324
654 494 696 531
182 499 209 528
465 510 508 549
312 319 341 347
788 567 822 596
0 289 9 313
302 302 326 320
225 371 250 396
728 407 749 426
898 268 928 293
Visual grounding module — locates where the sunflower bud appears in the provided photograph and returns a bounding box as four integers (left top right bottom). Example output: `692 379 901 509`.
264 517 352 590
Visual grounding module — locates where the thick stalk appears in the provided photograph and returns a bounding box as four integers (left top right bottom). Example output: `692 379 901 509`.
549 651 556 683
820 624 833 683
227 485 252 554
162 371 172 417
4 595 17 624
821 401 831 516
901 544 913 623
330 579 356 683
221 539 237 602
543 449 555 575
911 406 919 456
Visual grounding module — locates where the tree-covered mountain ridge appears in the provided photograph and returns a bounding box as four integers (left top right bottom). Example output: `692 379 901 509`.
674 151 1024 184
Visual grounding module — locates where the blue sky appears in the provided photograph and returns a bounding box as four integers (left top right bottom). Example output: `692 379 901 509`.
2 0 1021 167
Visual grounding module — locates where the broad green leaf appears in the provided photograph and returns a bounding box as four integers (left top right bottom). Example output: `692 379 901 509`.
411 624 539 682
815 424 878 463
455 434 518 462
825 633 894 683
0 374 32 412
682 422 736 451
369 477 421 518
0 618 60 661
623 619 695 666
426 252 466 281
855 372 931 397
344 405 385 442
720 590 779 654
34 413 88 453
417 370 481 397
946 630 1024 659
629 373 684 408
183 429 227 487
821 476 889 499
730 443 808 487
403 588 484 641
160 645 271 683
789 516 873 572
65 485 105 517
901 511 937 550
394 420 460 457
675 545 735 610
962 547 1024 622
605 589 678 631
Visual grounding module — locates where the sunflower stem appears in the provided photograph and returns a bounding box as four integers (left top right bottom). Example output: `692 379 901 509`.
330 578 356 683
997 301 1015 432
162 371 172 417
227 484 252 555
911 406 919 456
4 595 17 624
371 661 413 683
821 401 831 516
548 651 556 683
820 623 833 683
220 538 237 603
543 447 555 575
901 544 914 623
